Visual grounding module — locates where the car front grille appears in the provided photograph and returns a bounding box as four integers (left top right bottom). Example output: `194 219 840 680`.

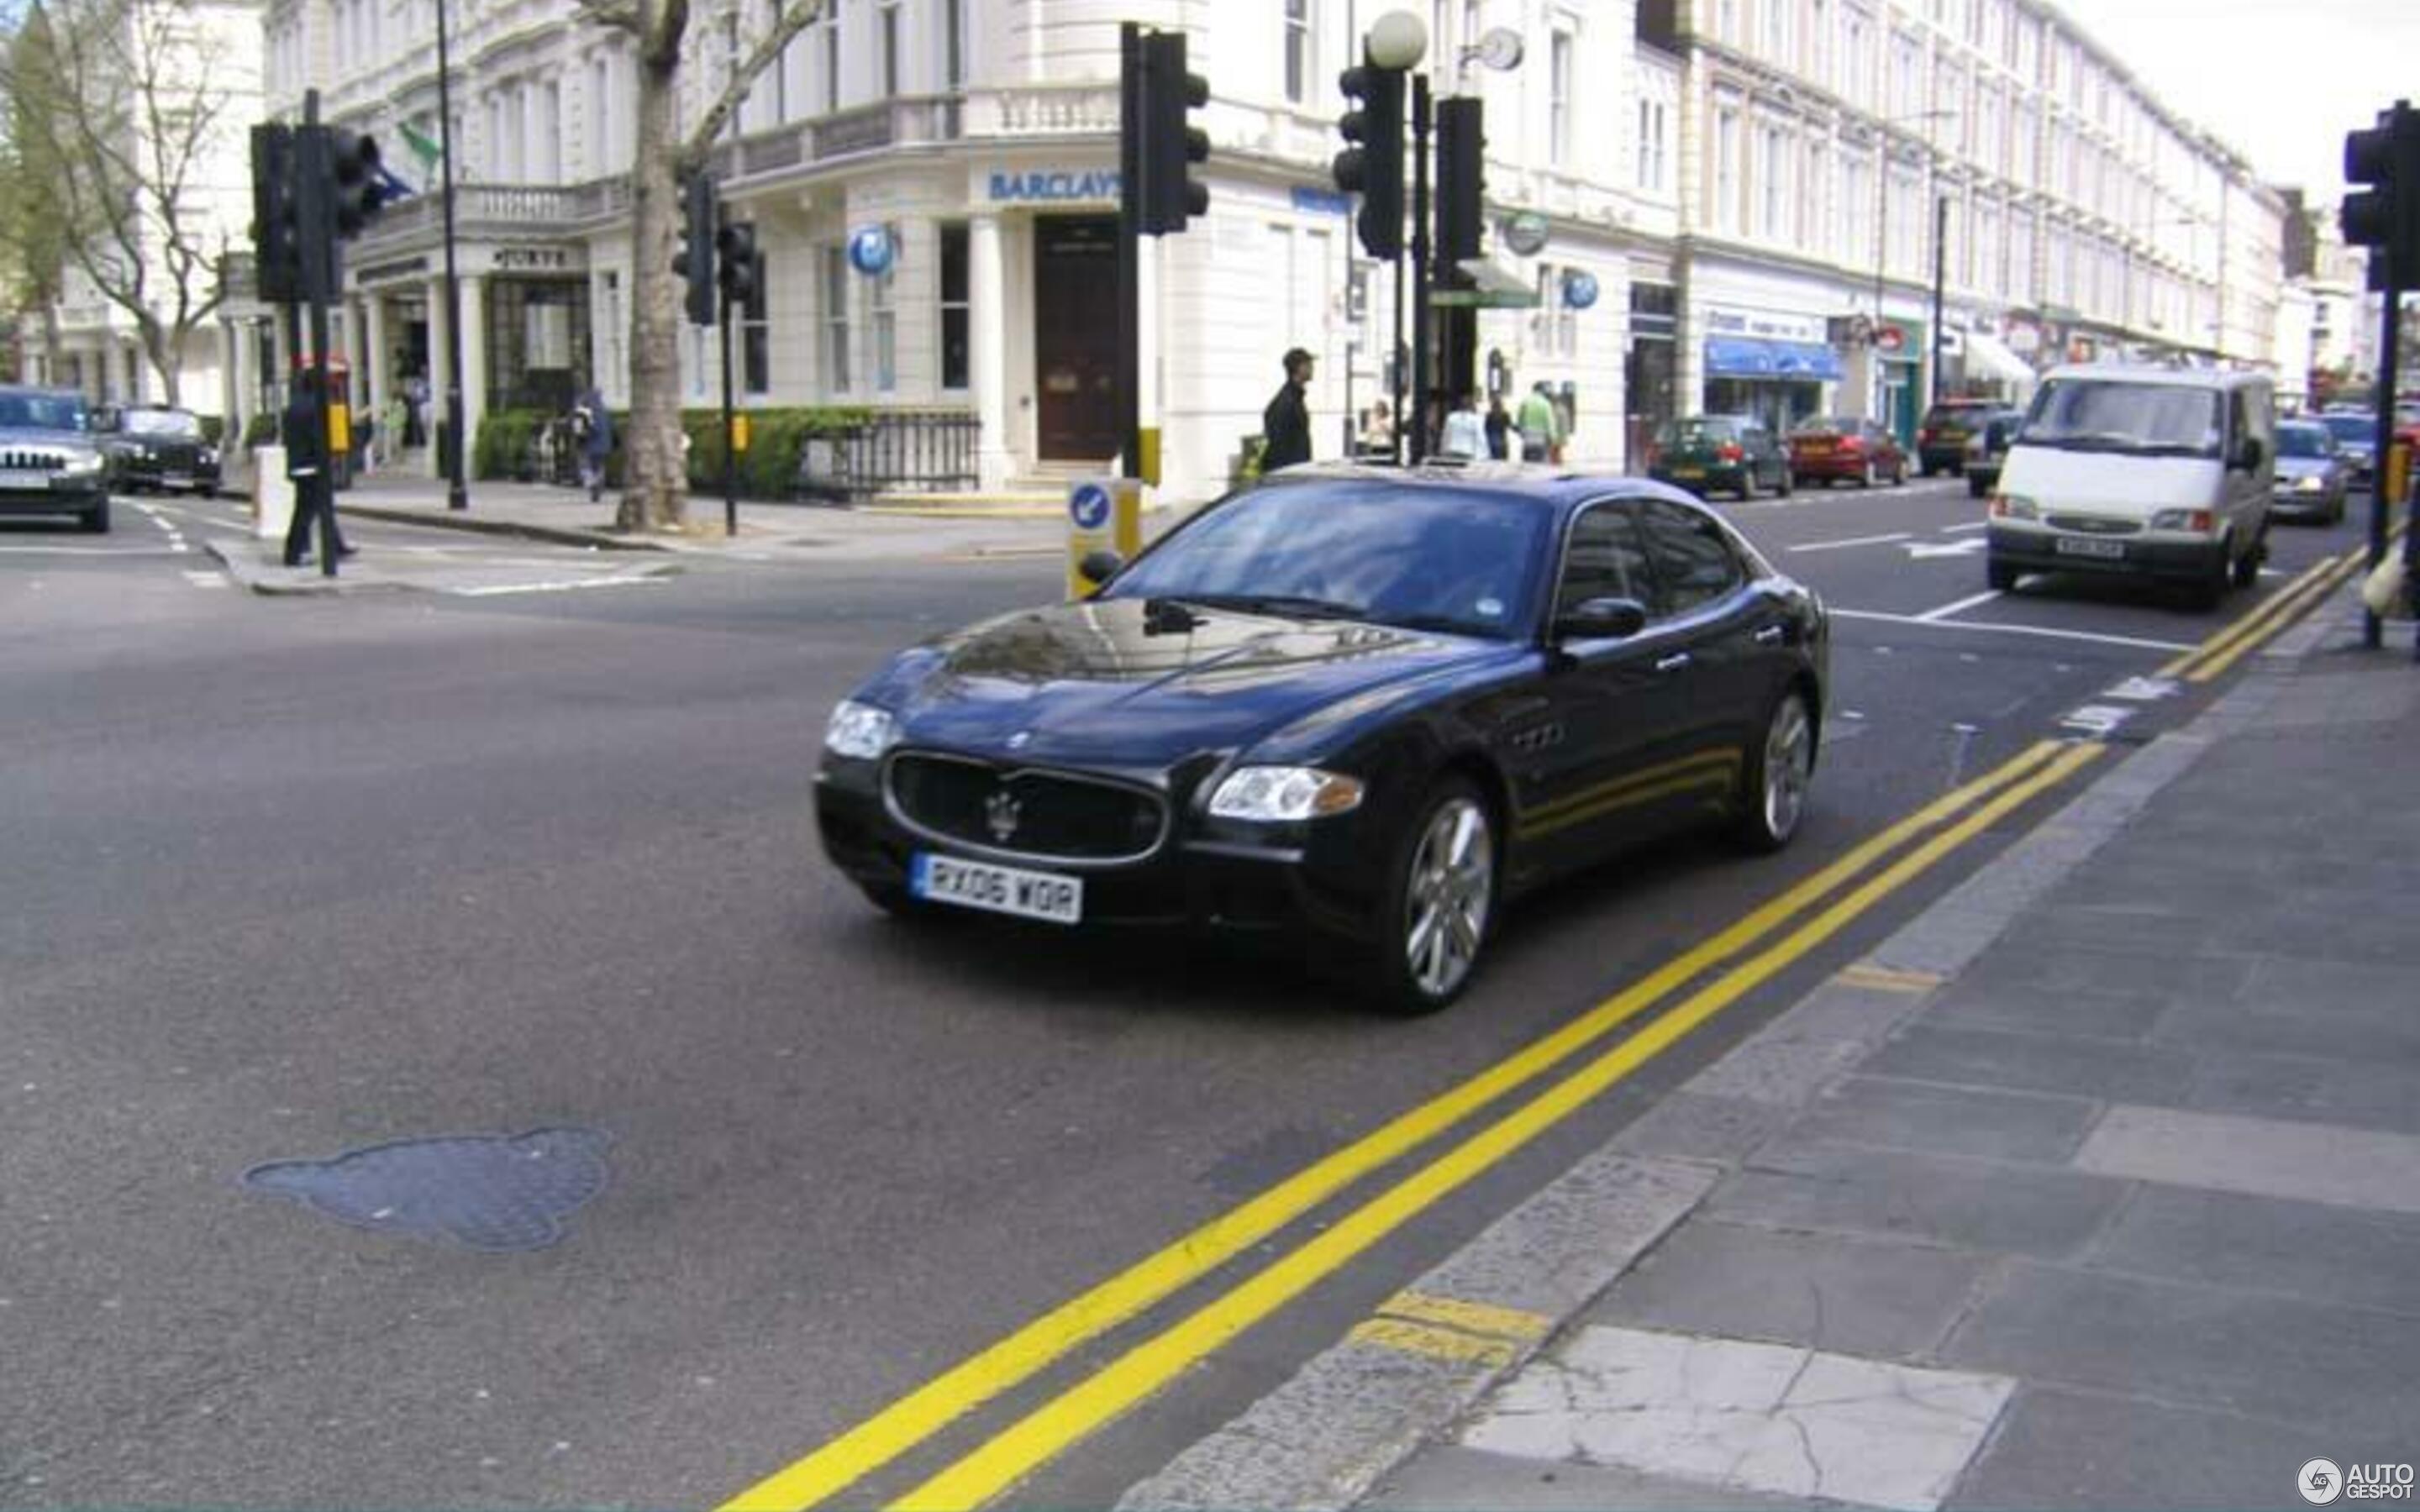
0 448 66 473
2047 514 2139 536
886 753 1168 865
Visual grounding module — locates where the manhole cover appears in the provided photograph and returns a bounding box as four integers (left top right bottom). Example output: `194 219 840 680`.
243 1127 612 1252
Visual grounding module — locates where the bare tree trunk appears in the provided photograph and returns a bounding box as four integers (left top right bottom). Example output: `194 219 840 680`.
619 60 687 533
143 319 179 407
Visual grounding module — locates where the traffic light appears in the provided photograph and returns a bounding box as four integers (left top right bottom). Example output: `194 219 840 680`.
2342 100 2420 286
326 131 386 239
672 171 717 327
1137 30 1210 234
716 219 759 307
250 123 303 303
1434 97 1485 406
1334 53 1405 260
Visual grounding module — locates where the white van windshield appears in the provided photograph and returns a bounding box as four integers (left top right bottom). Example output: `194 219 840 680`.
2022 380 2224 459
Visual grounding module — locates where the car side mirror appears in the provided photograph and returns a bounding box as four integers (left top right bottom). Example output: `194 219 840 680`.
1076 549 1124 589
2235 436 2264 472
1554 596 1649 643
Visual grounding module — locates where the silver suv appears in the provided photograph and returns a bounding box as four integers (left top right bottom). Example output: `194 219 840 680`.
0 386 111 533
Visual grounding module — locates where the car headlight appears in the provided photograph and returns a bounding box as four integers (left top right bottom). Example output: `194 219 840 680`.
2292 475 2324 493
61 453 105 476
199 447 218 465
1207 765 1366 822
1989 493 2039 521
2150 508 2217 533
823 700 900 760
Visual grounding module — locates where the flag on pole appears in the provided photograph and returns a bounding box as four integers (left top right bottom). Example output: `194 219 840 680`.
398 120 443 171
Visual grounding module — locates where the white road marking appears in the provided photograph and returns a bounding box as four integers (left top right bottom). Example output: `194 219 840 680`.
1787 532 1914 554
2060 704 2138 737
1828 607 2197 653
446 575 667 597
182 570 228 589
2106 675 2181 701
1902 538 1990 560
1917 589 2006 622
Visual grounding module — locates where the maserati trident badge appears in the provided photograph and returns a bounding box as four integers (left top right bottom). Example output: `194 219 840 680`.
985 790 1023 844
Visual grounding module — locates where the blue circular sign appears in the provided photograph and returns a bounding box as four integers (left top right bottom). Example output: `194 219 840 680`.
1069 482 1112 531
1562 270 1601 310
847 224 896 276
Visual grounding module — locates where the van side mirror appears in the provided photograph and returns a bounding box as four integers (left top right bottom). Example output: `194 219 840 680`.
1554 596 1649 643
2234 435 2265 472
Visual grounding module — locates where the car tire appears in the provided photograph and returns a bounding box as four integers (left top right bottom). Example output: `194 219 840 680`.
2232 528 2264 590
1734 688 1816 854
82 498 111 534
1860 460 1878 488
1968 475 1988 499
1893 459 1910 486
1361 776 1498 1016
1776 467 1794 498
1987 557 2019 593
1738 470 1757 501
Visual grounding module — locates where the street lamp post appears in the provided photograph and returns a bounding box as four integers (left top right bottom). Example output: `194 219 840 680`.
1364 11 1427 465
434 0 468 511
1870 110 1954 434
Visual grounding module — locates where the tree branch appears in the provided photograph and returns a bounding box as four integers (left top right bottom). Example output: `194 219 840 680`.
679 0 824 166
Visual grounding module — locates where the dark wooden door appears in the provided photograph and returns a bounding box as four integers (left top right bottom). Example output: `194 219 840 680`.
1034 215 1119 462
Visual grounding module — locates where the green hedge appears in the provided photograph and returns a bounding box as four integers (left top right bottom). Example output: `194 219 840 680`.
242 411 280 449
473 405 873 496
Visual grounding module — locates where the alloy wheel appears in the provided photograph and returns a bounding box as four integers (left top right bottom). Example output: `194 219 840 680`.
1403 797 1494 1002
1761 695 1814 844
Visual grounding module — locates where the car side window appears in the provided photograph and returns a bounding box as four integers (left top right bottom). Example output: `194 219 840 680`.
1555 504 1656 620
1636 500 1745 616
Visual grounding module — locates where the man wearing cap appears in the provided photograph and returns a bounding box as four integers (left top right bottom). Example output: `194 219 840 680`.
1261 347 1316 471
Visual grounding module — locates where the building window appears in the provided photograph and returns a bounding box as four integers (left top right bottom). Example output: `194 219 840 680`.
1549 31 1572 168
823 244 851 393
1712 105 1740 234
939 222 970 390
1759 123 1787 239
1844 8 1870 105
823 2 843 113
1635 98 1670 192
740 228 771 394
1284 0 1314 106
537 80 561 183
1763 0 1789 64
1811 0 1831 86
943 0 964 90
880 0 900 97
872 225 897 391
768 0 791 121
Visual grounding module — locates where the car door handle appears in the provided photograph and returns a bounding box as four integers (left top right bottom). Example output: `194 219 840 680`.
1655 652 1692 674
1754 625 1787 646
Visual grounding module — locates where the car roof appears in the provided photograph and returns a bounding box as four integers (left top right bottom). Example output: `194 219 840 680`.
2037 364 2270 391
1256 461 1712 516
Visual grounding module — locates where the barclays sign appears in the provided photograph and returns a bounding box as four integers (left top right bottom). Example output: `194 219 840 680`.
986 169 1120 204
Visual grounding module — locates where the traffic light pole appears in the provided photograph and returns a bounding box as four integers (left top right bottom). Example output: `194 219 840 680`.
720 283 739 539
2365 258 2402 649
1118 22 1142 484
1408 72 1431 465
288 93 340 578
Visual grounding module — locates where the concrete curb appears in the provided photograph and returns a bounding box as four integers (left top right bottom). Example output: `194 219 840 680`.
334 502 671 553
1116 576 2374 1512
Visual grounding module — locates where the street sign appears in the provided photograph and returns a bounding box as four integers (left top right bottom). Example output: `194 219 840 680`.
1069 481 1112 531
1067 478 1141 597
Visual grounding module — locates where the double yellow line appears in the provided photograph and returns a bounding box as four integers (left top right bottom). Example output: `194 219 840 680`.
723 738 2107 1512
2162 528 2406 684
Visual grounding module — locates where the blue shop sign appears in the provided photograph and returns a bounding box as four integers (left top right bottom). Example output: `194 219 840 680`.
988 169 1120 203
1292 186 1350 217
847 225 897 276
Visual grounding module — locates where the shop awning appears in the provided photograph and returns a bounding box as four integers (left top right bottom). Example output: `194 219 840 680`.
1962 328 2038 391
1705 337 1844 381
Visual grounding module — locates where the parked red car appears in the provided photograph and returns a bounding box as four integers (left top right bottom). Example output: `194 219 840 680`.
1787 417 1910 489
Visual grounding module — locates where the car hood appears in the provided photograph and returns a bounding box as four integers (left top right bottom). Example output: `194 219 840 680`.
0 427 100 454
865 596 1518 769
2000 444 2228 514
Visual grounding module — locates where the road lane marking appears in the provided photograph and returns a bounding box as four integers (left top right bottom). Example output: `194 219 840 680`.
715 740 2080 1512
1916 590 2005 622
1786 533 1913 554
446 575 669 596
889 743 2110 1512
2157 549 2358 682
1827 610 2196 654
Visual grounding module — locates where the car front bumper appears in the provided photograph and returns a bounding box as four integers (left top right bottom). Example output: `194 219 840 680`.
0 478 108 517
1986 521 2228 581
814 757 1393 943
2269 487 2344 521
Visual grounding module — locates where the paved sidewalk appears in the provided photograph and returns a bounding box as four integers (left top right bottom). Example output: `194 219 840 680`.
1123 585 2420 1512
222 459 1187 568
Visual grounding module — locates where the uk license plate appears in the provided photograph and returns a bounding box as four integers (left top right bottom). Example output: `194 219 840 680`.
2054 536 2127 560
911 853 1083 924
0 469 50 491
161 474 193 489
1670 466 1704 480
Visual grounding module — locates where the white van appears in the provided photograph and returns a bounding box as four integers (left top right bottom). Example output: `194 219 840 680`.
1983 365 2274 610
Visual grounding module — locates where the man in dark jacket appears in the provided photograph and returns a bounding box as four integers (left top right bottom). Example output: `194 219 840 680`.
1260 348 1315 471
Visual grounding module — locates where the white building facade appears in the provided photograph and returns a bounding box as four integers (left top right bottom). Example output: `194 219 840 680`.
239 0 2287 496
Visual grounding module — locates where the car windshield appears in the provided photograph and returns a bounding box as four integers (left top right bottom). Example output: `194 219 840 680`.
0 391 89 432
1659 418 1740 445
1098 480 1552 640
2021 380 2223 459
2321 414 2373 446
2275 423 2332 459
124 410 203 438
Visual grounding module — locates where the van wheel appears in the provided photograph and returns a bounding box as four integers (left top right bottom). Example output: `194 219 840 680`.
1987 558 2019 593
2190 541 2231 611
1968 475 1988 499
2231 528 2265 589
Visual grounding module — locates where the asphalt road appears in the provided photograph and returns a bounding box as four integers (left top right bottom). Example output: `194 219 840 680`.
0 478 2377 1509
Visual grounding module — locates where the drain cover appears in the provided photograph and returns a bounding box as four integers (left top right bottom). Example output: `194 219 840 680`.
243 1127 612 1252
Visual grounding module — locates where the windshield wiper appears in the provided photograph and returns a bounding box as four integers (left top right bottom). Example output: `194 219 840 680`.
1179 592 1367 621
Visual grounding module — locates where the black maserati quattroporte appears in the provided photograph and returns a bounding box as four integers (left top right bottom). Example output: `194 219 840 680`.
816 464 1828 1013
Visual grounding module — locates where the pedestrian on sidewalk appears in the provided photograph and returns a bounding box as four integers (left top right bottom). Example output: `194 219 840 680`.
1439 391 1486 460
572 388 613 504
1261 348 1316 472
1484 394 1512 460
1517 381 1562 463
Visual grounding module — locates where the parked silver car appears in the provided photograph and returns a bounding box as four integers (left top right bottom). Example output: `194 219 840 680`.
2269 419 2349 525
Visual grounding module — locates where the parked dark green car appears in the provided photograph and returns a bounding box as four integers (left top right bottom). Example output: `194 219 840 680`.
1646 416 1792 501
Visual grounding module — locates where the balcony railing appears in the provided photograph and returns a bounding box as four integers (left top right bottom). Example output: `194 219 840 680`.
965 82 1120 139
359 179 632 245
